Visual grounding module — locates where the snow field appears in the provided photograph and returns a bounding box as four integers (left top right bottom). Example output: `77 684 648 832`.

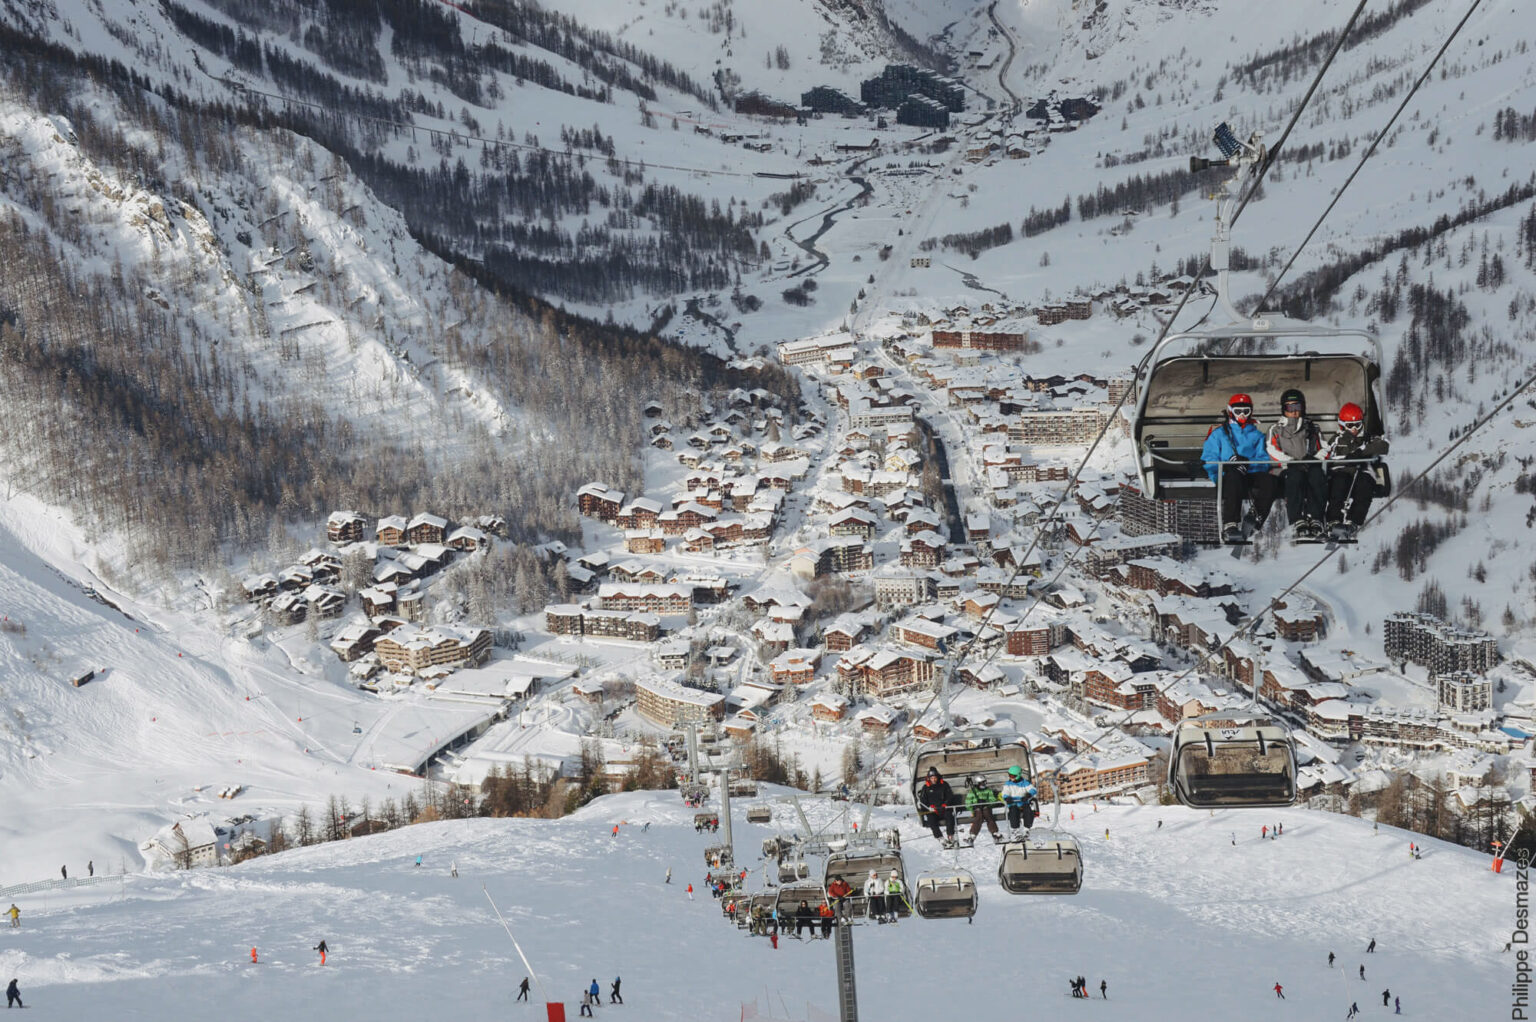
0 791 1509 1021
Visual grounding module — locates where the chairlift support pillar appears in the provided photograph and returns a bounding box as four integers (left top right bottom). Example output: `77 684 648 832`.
719 762 735 863
833 917 859 1022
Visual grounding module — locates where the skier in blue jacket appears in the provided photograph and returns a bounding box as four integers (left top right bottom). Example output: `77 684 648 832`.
1201 393 1276 542
1000 765 1038 838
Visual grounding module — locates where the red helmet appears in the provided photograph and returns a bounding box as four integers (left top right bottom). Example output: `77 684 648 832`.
1226 394 1253 421
1338 402 1364 429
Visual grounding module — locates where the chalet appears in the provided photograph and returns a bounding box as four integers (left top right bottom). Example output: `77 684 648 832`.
905 508 943 535
811 692 849 722
277 565 314 592
957 663 1005 688
446 526 489 553
752 618 796 655
625 529 667 554
373 560 414 587
330 621 380 661
894 616 960 651
822 616 870 653
829 508 878 539
302 584 347 619
242 574 279 603
675 574 731 604
299 549 342 580
269 591 307 625
658 502 718 536
900 532 946 569
769 648 822 686
961 592 1000 619
856 704 899 734
153 816 220 868
326 510 368 544
704 518 746 546
617 498 664 530
842 647 935 698
723 715 757 741
572 680 606 704
406 513 448 545
680 528 715 553
577 483 625 522
375 515 408 547
475 514 508 537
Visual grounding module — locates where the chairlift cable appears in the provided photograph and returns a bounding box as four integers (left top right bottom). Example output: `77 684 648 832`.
1226 0 1373 236
1251 0 1487 315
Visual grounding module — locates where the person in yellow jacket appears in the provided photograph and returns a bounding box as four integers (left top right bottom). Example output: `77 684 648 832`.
6 904 17 929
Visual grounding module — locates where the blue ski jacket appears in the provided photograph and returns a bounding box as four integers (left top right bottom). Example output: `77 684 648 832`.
1201 419 1271 482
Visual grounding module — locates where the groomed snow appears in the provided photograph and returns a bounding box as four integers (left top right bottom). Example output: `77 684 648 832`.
0 790 1511 1019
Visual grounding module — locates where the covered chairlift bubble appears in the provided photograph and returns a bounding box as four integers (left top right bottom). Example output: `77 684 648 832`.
823 849 908 921
746 804 773 824
997 832 1083 895
909 729 1034 832
1130 123 1390 519
997 761 1082 896
912 870 979 922
1167 717 1297 809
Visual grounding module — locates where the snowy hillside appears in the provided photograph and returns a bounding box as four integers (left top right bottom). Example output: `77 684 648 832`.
0 791 1512 1020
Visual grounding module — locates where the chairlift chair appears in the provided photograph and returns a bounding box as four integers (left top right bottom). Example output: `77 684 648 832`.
704 845 734 870
1132 338 1390 505
746 804 773 824
823 849 908 920
997 833 1083 895
1132 123 1389 513
1167 718 1297 809
912 870 979 921
910 729 1033 830
773 879 827 930
694 812 717 829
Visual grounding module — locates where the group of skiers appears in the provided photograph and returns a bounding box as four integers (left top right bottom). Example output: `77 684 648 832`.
1067 976 1106 999
1201 390 1389 544
1320 938 1403 1015
918 766 1039 848
694 817 720 833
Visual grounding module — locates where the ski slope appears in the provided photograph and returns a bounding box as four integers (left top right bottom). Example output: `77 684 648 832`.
0 790 1511 1020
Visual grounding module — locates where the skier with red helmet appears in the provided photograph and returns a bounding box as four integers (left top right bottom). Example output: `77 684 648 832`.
1321 402 1389 541
1201 393 1276 543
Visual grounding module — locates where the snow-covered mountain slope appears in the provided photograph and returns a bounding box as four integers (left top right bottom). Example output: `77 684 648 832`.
0 790 1511 1020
